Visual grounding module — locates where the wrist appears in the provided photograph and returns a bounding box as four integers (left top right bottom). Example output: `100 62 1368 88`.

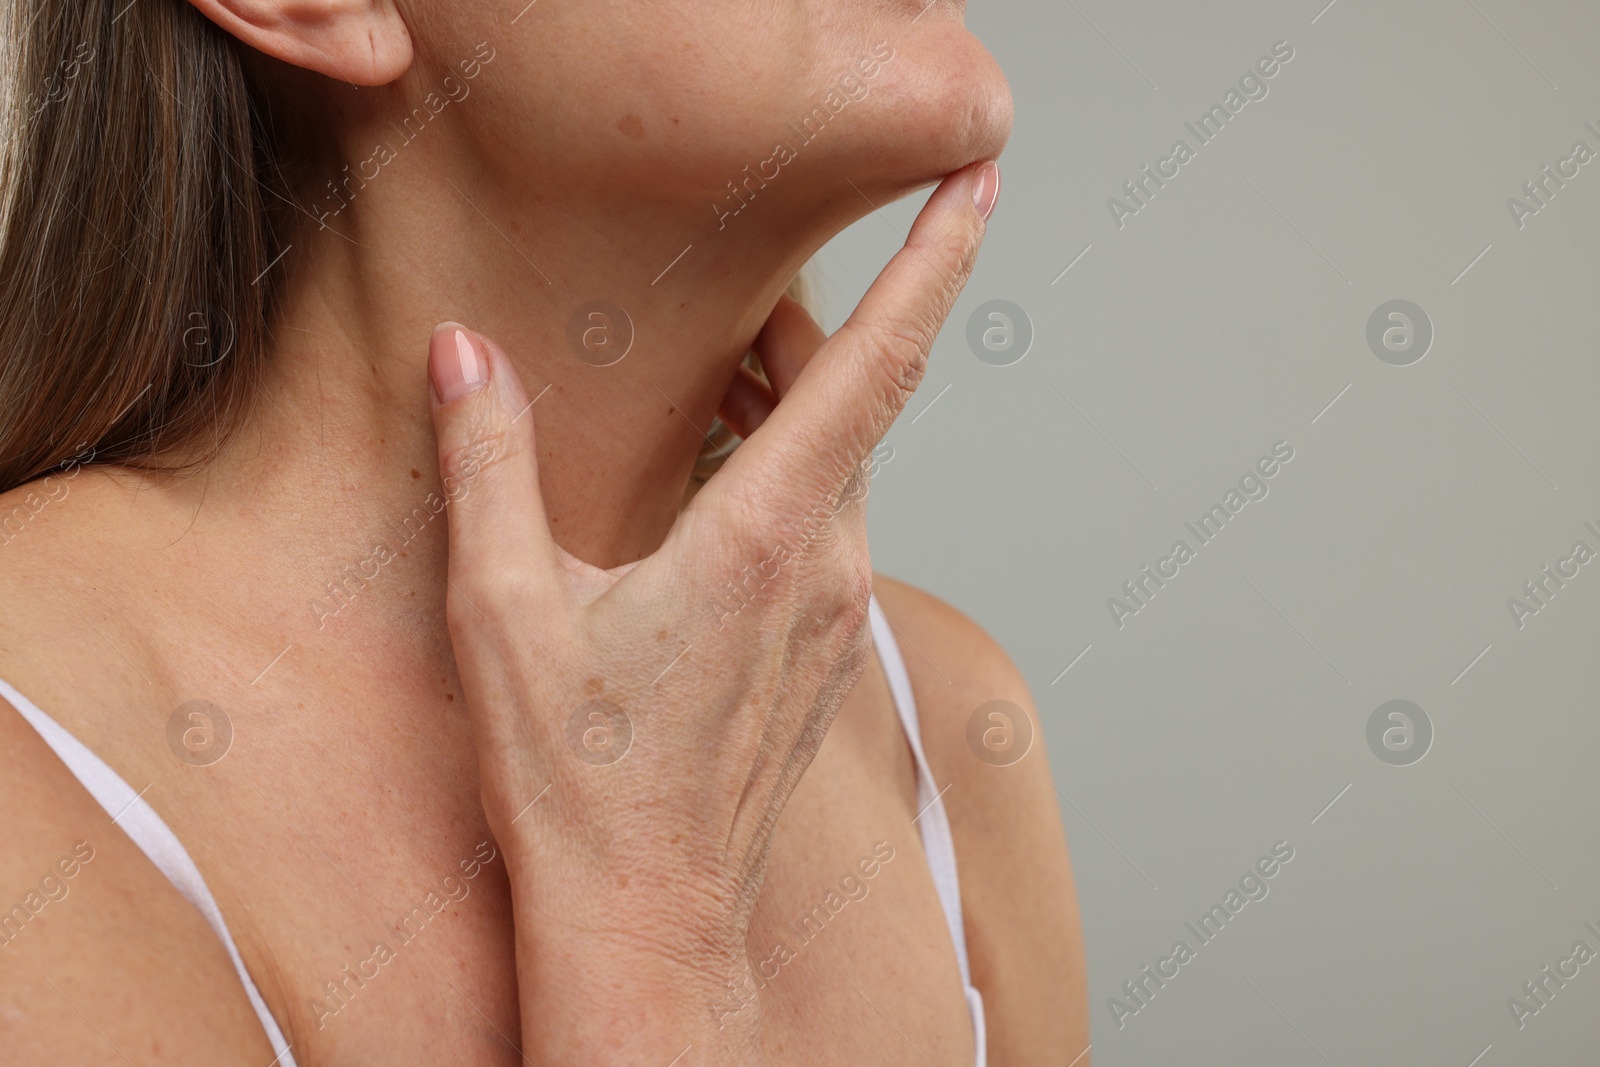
516 924 765 1064
507 864 765 1065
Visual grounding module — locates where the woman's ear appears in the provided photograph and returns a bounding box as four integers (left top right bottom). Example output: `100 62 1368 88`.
186 0 413 85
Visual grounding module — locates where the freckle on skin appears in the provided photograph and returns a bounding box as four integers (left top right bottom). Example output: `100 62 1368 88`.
617 114 646 141
410 469 421 479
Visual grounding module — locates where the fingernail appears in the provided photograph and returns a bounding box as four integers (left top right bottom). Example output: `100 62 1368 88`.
971 160 1000 221
430 322 489 404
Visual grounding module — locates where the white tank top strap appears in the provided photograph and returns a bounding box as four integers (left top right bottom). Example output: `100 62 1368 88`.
867 594 987 1067
0 677 298 1067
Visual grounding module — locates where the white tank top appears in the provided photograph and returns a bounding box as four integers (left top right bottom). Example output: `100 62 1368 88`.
0 593 985 1065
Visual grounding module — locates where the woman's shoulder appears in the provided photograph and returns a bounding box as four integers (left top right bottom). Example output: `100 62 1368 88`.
0 458 117 549
869 572 1090 1058
0 467 154 696
0 470 279 1061
0 688 278 1062
868 572 1058 834
869 572 1035 765
0 457 157 542
0 465 136 611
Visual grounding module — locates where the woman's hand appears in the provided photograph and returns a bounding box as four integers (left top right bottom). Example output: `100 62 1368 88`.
427 162 996 1065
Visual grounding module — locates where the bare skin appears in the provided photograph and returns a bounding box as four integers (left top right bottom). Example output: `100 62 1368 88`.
0 0 1085 1061
0 483 1083 1064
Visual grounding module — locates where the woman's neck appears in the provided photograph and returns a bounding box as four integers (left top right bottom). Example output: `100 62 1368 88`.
195 127 847 573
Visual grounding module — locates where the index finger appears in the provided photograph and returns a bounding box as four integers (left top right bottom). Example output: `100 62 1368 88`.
717 161 996 508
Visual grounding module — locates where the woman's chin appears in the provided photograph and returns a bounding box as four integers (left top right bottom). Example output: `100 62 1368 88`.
845 24 1013 190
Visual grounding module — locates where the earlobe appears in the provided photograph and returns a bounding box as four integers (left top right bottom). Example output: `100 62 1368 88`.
186 0 413 86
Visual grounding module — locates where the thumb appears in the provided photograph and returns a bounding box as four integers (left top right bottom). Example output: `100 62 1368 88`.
428 322 558 604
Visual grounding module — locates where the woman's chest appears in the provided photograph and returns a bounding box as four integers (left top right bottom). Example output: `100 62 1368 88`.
84 650 976 1065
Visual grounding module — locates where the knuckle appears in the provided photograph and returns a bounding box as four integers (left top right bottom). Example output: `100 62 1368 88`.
851 315 933 405
443 582 481 638
714 479 792 559
439 429 511 492
785 565 872 664
929 236 981 323
828 557 876 637
947 228 982 291
483 565 542 616
447 563 539 629
727 454 857 556
918 225 983 320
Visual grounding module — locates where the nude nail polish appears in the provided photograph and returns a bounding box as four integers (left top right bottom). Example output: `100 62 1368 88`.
430 322 489 404
972 161 1001 221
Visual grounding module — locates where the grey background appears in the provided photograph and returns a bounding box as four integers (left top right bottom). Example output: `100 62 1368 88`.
818 1 1600 1063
